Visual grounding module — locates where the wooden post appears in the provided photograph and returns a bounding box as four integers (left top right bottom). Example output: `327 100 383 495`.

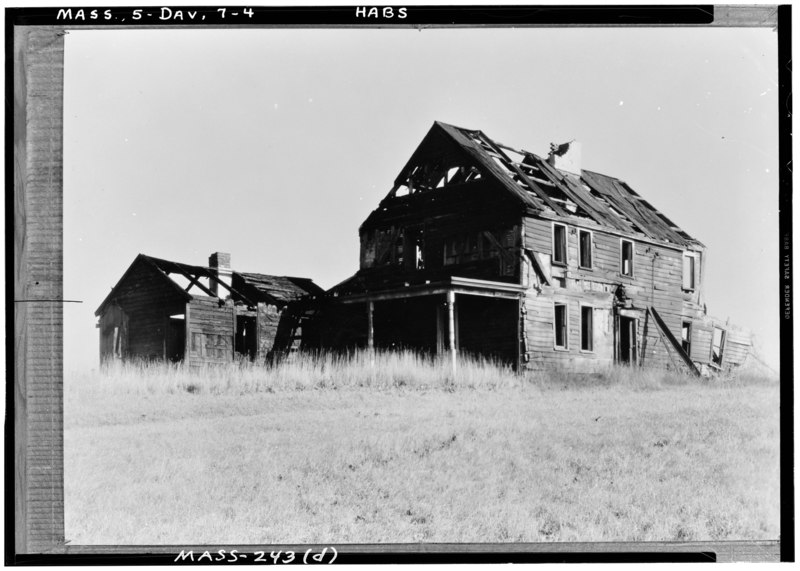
447 290 457 375
367 300 374 350
185 303 191 365
367 300 375 367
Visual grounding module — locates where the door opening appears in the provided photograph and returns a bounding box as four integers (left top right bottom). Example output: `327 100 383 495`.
167 314 186 362
618 316 637 365
235 315 257 360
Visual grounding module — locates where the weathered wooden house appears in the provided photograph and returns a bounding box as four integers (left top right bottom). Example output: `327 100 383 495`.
326 121 753 374
95 253 323 366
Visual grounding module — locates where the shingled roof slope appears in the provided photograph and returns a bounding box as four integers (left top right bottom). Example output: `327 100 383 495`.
236 272 324 304
381 121 702 248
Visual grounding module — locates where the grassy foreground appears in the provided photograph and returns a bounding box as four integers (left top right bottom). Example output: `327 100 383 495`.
64 352 780 545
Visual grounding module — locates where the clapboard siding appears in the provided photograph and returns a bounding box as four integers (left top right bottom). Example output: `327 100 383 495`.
724 341 751 365
522 214 708 372
186 298 234 366
522 289 615 370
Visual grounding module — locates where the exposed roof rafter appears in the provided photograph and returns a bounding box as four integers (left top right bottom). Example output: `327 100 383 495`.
374 122 703 248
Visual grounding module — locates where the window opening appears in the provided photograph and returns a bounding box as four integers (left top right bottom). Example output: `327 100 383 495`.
580 306 593 351
554 303 568 349
620 239 634 277
681 321 692 355
553 223 567 265
579 230 592 269
683 253 697 291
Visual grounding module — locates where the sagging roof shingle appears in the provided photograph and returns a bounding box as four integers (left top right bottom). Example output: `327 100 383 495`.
235 272 324 305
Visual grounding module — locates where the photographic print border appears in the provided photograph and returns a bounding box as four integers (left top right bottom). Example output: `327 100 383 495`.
7 4 792 564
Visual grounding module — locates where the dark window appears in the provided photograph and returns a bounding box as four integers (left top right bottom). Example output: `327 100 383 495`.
444 230 508 266
580 306 593 351
579 230 592 269
554 303 568 349
620 239 634 277
553 224 567 265
683 253 697 290
681 321 692 355
444 234 479 265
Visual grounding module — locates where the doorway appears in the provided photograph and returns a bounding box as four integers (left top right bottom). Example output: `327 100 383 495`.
618 316 637 365
235 315 257 360
167 314 186 362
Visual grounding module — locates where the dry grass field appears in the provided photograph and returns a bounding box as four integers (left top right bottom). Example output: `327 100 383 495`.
64 352 780 545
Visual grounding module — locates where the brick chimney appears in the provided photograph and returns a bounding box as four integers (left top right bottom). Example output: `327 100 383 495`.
208 252 231 298
547 140 582 176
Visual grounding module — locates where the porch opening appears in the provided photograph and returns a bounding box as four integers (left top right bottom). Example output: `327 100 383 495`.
372 296 440 353
455 295 518 365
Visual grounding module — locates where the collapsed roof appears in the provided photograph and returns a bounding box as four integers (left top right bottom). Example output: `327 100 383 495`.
95 254 323 316
366 121 702 248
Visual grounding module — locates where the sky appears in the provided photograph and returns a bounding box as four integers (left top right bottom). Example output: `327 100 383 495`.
62 25 780 372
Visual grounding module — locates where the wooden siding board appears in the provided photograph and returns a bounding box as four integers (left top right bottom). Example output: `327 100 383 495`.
257 303 282 359
186 300 235 365
521 211 706 372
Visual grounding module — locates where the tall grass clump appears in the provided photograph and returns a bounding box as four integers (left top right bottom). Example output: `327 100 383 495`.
69 350 523 398
69 351 778 400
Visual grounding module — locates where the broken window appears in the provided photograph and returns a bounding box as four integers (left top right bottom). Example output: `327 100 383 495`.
711 326 726 366
578 229 592 269
580 306 593 352
554 303 568 349
681 321 692 356
552 223 567 265
620 239 634 277
683 252 698 291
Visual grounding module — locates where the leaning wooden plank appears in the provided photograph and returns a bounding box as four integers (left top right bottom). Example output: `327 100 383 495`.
648 307 702 376
524 249 552 286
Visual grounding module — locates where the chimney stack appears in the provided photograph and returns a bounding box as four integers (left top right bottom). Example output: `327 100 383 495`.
547 140 582 176
208 252 231 298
